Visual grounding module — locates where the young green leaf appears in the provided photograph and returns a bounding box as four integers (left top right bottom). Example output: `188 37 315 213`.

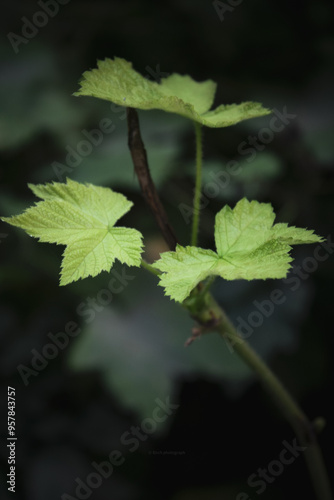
153 198 323 302
2 179 143 286
74 57 271 128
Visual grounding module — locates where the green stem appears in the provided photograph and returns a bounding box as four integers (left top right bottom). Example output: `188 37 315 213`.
198 275 216 298
216 307 332 500
140 259 161 276
141 256 332 498
191 121 203 246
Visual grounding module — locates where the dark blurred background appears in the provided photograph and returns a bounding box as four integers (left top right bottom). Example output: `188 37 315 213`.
0 1 333 499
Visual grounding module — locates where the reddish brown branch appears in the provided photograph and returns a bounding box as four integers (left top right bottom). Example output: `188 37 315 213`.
126 107 178 250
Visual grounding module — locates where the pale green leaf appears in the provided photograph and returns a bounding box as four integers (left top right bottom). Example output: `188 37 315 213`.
2 179 143 285
214 198 275 255
152 245 218 302
270 223 323 245
74 57 271 128
159 73 216 114
154 198 324 302
213 240 293 281
199 102 272 128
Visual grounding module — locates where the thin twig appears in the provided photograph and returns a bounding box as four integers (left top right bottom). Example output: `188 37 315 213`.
216 307 333 500
141 258 162 276
126 107 178 250
182 290 332 499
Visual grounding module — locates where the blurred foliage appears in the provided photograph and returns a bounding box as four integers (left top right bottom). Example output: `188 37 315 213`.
0 46 86 150
68 264 315 422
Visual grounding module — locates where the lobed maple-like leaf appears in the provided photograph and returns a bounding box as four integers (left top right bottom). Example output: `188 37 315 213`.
74 57 271 128
152 198 323 302
2 179 143 285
